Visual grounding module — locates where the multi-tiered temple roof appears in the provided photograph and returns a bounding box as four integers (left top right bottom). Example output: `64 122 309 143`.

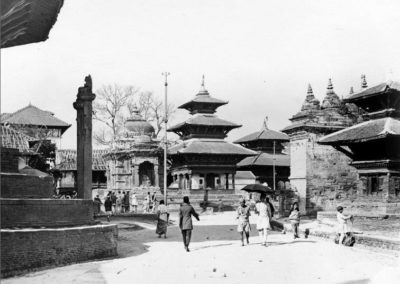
168 77 255 185
319 79 400 173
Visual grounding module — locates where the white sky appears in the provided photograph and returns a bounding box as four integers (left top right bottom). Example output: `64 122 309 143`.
1 0 400 149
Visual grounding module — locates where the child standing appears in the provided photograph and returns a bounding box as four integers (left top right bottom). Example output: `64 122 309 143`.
288 202 300 239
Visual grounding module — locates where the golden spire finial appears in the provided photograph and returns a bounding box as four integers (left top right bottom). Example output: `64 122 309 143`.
361 74 368 89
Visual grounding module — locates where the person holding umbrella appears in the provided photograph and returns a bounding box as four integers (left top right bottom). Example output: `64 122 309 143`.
255 194 271 246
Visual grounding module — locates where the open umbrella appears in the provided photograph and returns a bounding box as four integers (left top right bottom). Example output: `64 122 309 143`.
241 183 275 195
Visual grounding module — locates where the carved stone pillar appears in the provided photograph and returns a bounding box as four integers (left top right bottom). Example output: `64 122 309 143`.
154 164 159 187
134 165 140 187
73 75 95 199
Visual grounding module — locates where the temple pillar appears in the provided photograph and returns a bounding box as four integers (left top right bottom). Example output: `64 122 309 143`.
225 173 229 189
154 164 159 187
134 165 140 187
232 173 235 190
73 75 95 199
188 174 192 190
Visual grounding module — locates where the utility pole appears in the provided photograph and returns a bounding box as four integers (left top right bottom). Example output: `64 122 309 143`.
273 140 276 192
162 72 170 205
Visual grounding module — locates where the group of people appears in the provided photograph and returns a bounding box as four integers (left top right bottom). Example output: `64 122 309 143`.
143 192 158 213
236 195 278 246
52 188 78 199
101 191 131 216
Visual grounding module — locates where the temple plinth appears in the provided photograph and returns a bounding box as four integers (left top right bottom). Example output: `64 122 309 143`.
73 75 96 199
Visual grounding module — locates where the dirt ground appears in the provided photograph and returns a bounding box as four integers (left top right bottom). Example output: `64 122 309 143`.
4 212 400 284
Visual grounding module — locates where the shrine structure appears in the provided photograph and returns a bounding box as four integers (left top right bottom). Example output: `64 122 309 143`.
319 79 400 214
282 80 361 214
103 107 163 199
167 77 256 198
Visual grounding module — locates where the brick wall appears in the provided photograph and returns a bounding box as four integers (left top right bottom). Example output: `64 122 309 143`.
1 224 118 277
1 199 95 228
0 147 19 173
306 133 359 213
1 173 54 198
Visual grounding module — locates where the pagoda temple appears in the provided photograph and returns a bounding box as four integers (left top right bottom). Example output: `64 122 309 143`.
282 80 361 214
234 117 290 188
168 77 256 195
319 79 400 214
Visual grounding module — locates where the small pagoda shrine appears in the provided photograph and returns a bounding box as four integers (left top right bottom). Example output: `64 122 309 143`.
168 76 256 195
234 117 290 188
319 79 400 214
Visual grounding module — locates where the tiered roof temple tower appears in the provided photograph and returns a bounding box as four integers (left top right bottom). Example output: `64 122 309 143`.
168 76 256 194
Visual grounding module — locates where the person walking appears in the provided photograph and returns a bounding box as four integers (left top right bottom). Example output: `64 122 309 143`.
337 206 353 245
144 192 151 213
288 202 300 239
151 193 157 213
156 200 170 238
93 194 102 216
237 198 251 246
111 192 117 214
131 192 138 213
123 191 130 213
255 195 271 246
104 193 113 222
179 196 200 252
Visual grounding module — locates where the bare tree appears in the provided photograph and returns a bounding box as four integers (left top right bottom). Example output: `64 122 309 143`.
93 84 139 145
128 91 175 137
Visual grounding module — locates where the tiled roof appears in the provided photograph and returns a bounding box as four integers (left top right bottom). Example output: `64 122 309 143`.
179 95 228 109
345 80 400 102
1 0 64 48
0 125 34 152
168 114 241 131
319 117 400 144
1 104 71 133
56 149 108 171
237 152 290 167
234 129 289 144
168 139 257 156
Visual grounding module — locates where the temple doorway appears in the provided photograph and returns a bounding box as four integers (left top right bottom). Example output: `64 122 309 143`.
206 173 216 189
139 161 154 186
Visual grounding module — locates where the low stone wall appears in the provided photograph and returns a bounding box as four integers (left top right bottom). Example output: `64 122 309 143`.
317 211 400 221
1 224 118 278
1 173 54 198
1 199 95 228
0 147 19 173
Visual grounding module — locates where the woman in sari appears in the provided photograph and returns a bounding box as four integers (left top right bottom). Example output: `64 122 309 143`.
156 200 169 238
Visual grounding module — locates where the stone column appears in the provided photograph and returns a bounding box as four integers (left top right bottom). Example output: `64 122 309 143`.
73 75 95 199
134 165 140 187
154 164 159 187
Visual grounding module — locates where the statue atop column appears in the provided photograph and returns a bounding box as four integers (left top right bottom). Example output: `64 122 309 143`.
73 75 96 199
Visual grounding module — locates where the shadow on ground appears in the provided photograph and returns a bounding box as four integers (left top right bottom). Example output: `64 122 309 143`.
108 216 315 259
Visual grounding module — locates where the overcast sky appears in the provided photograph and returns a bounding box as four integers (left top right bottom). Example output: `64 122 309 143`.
2 0 400 149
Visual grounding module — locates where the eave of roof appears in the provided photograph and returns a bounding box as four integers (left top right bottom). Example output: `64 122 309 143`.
318 117 400 145
168 139 257 156
237 152 290 167
234 129 289 143
344 80 400 102
168 114 241 131
1 0 64 48
179 95 228 109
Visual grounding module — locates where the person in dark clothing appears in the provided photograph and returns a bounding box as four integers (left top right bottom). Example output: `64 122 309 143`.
104 193 113 222
179 196 200 252
123 191 130 213
111 192 117 214
93 195 102 216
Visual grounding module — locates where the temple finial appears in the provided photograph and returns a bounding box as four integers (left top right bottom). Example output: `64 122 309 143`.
198 74 208 94
307 83 313 94
262 116 269 130
326 78 334 94
349 86 354 95
361 74 368 89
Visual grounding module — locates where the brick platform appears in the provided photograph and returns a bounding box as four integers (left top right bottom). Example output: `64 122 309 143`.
0 224 118 278
1 199 95 228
